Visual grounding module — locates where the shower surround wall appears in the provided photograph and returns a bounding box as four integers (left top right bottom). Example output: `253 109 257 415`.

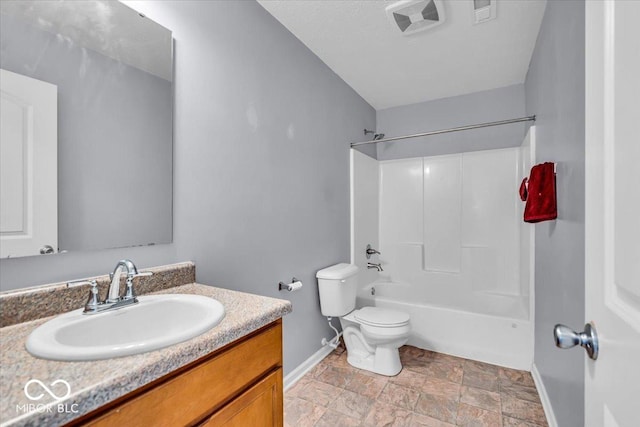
352 140 534 369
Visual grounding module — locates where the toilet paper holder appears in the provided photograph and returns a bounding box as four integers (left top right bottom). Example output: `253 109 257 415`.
279 277 302 292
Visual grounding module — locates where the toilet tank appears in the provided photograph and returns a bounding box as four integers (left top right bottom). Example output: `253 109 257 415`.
316 263 359 317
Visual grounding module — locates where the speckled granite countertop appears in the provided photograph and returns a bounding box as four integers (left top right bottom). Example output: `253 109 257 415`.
0 283 292 427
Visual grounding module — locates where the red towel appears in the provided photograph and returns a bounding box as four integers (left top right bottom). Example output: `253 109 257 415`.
521 162 557 223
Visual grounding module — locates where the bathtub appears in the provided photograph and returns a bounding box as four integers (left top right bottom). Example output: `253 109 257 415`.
357 281 534 370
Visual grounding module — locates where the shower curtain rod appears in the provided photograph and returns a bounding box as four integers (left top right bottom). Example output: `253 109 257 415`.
350 115 536 148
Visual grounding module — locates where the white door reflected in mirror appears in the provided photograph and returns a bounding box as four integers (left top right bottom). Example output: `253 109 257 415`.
0 69 57 258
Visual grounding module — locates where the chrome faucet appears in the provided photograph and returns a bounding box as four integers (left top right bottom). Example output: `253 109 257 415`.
367 262 383 272
107 259 140 303
83 259 152 314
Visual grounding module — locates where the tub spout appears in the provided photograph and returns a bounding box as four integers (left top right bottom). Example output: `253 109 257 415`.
367 262 383 272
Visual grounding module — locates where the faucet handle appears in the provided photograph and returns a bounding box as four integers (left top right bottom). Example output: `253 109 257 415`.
132 271 153 278
366 244 381 259
83 281 101 313
122 271 152 301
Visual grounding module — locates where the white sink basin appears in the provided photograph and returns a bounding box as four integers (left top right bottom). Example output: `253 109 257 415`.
26 294 225 361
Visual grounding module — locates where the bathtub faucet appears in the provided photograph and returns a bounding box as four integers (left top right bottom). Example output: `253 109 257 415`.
366 244 381 260
367 262 383 272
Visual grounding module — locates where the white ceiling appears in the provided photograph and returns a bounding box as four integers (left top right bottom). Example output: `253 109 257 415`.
257 0 547 110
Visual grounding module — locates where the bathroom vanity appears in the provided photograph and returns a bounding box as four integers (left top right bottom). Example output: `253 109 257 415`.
75 320 283 426
0 262 291 427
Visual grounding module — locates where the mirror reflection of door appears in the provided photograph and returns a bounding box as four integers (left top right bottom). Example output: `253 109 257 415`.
0 0 173 256
0 68 57 258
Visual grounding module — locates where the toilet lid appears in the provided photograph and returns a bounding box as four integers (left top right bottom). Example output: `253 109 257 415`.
354 307 410 327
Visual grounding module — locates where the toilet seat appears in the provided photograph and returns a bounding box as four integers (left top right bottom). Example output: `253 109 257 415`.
354 307 409 328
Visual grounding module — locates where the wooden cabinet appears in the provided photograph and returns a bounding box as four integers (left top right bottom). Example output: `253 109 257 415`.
70 320 283 427
200 369 282 427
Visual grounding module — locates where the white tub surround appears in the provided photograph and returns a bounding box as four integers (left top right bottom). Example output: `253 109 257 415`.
351 132 535 370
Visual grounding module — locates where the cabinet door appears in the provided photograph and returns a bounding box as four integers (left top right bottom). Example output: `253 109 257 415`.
201 369 283 427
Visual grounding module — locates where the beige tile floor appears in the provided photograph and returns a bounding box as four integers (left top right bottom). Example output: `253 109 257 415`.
285 343 548 427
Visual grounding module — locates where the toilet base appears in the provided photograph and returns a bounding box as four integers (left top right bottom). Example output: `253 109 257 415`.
341 324 406 376
346 345 403 376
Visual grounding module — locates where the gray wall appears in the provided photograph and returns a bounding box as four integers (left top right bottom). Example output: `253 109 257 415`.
0 14 173 252
376 84 526 160
0 0 375 375
524 1 585 426
164 0 374 374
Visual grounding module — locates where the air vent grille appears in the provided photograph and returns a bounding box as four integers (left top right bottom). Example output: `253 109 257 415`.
385 0 445 36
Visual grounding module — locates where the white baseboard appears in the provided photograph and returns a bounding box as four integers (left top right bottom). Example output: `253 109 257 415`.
531 363 558 427
284 345 335 391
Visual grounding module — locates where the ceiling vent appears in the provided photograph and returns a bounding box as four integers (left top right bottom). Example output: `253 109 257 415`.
385 0 445 36
472 0 497 24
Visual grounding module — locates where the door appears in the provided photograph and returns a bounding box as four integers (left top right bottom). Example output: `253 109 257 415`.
0 69 57 257
585 1 640 426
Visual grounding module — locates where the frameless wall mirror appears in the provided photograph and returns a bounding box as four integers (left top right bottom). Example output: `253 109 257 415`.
0 0 173 258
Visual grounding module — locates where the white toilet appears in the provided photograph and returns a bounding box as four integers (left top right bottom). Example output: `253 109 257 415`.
316 263 410 376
